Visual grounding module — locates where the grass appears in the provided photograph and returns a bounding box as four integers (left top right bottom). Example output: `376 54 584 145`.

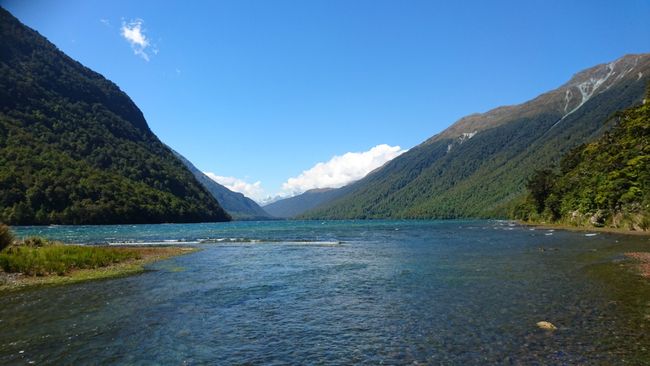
0 238 199 293
0 244 142 276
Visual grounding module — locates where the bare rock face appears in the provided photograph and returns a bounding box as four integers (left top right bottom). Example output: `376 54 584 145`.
589 210 606 227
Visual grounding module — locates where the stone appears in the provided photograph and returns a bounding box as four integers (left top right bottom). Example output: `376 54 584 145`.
536 321 557 330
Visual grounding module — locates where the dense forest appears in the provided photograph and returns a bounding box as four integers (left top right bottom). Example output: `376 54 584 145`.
0 8 230 224
514 88 649 230
301 54 650 220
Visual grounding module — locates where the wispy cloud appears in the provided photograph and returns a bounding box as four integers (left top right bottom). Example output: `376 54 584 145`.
120 19 152 61
281 144 406 196
99 19 111 27
203 173 268 203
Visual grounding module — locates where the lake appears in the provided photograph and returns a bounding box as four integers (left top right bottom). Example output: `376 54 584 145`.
1 220 649 364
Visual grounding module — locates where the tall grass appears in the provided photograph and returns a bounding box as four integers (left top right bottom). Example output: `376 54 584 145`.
0 245 141 276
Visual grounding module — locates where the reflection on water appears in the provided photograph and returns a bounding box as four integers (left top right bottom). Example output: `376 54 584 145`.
1 220 649 364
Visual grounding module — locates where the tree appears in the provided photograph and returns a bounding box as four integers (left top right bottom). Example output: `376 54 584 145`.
526 169 557 214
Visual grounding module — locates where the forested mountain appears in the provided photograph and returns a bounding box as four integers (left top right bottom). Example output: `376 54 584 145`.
515 89 649 230
0 7 230 224
173 151 272 220
302 54 650 219
263 188 350 218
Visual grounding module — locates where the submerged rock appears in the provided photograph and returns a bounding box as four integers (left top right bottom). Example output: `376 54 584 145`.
536 321 558 330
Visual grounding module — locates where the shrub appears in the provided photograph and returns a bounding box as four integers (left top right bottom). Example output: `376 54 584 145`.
21 236 55 247
0 223 15 252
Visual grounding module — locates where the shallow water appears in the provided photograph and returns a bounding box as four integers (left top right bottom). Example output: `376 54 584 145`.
2 220 650 364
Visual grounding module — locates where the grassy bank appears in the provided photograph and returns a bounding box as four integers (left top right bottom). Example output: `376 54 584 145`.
0 244 198 293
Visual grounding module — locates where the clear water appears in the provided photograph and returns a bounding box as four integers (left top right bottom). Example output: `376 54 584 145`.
1 220 649 364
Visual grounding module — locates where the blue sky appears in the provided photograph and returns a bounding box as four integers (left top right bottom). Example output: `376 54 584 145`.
3 0 649 202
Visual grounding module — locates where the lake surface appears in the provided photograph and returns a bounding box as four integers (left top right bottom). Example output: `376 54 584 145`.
1 220 650 364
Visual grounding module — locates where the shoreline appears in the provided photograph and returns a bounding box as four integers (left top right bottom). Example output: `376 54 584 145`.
0 246 198 293
521 220 650 282
517 220 650 237
626 252 650 279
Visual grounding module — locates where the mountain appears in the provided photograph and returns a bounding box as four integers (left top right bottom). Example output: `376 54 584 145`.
172 151 273 220
263 188 350 218
0 7 230 224
302 54 650 219
515 90 649 230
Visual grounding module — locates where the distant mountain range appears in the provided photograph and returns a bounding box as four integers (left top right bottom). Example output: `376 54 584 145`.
263 188 349 218
173 151 273 220
0 7 230 224
300 54 650 219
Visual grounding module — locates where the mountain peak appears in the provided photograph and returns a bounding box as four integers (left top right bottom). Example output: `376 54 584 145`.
426 53 650 144
302 53 650 220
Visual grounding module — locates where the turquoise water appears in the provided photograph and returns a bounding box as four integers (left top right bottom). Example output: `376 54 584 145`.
1 220 649 364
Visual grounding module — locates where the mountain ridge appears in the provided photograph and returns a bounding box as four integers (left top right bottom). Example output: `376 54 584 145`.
0 7 230 224
301 53 650 219
172 150 273 220
429 54 648 143
263 187 350 218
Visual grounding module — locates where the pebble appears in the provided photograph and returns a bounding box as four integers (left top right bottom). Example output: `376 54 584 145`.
536 321 557 330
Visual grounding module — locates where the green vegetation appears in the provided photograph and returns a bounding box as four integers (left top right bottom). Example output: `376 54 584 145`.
301 61 649 219
0 8 230 224
0 223 14 251
0 231 144 277
0 243 141 276
514 91 649 231
0 233 198 292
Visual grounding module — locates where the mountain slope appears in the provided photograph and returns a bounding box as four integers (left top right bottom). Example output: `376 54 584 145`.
0 7 230 224
516 90 649 230
302 54 650 219
173 151 272 220
263 188 350 218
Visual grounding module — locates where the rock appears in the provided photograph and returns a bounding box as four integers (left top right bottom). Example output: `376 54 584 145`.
536 321 557 330
589 210 606 227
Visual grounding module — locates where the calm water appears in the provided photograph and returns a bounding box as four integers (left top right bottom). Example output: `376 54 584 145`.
1 220 650 364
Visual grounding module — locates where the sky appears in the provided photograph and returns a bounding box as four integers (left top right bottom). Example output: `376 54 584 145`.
2 0 649 203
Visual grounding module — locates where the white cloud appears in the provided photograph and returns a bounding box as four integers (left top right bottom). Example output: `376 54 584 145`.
100 19 111 27
204 173 268 203
120 19 151 61
281 144 406 196
200 144 405 204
